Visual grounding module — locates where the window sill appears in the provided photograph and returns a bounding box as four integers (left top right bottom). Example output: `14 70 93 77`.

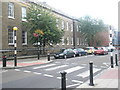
22 19 27 22
22 43 27 45
8 43 14 46
8 16 15 19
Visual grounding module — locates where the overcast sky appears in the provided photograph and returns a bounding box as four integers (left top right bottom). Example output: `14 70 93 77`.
37 0 119 29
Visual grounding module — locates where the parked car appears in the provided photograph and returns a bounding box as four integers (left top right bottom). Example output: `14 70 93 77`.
84 47 95 54
73 48 87 56
94 47 108 55
54 48 76 59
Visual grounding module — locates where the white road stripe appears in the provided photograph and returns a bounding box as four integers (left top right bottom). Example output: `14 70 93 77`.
77 68 101 78
15 69 20 71
45 65 68 71
1 70 8 73
23 70 31 73
103 63 109 67
72 80 83 83
33 72 41 75
66 83 80 88
33 64 56 69
61 66 84 74
57 77 68 80
44 74 54 77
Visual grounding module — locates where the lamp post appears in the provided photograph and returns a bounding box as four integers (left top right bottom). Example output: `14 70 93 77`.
13 26 18 66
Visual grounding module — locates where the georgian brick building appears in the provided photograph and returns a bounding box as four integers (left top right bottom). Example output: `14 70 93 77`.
0 0 87 57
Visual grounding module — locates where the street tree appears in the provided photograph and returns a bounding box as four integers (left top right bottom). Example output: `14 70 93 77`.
22 5 64 53
79 16 107 46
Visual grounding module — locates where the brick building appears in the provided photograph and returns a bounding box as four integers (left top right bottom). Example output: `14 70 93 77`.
0 0 87 57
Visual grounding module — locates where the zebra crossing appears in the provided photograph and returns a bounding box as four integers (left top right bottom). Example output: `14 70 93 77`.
2 62 110 88
11 63 104 79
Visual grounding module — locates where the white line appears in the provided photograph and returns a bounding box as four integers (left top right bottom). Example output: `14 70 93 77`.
66 83 80 88
44 74 54 77
72 80 83 83
33 64 56 69
33 72 41 75
77 68 101 78
57 77 68 80
103 63 109 67
61 66 84 74
57 77 61 79
23 70 31 73
15 69 20 71
45 65 68 71
1 70 8 73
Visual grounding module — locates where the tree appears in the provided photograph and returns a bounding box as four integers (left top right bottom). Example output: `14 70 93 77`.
22 5 63 53
79 16 106 46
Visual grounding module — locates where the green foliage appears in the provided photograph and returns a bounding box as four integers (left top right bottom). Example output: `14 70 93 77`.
79 16 106 46
22 4 63 46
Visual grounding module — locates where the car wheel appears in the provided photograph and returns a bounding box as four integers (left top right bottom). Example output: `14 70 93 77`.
64 55 67 59
73 54 76 57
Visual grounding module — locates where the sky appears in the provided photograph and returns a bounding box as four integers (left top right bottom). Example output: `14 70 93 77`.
36 0 119 29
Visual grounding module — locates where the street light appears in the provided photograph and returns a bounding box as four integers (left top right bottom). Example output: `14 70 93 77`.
13 26 18 66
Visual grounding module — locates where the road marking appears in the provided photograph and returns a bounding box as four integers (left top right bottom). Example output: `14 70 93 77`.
77 68 101 78
66 83 80 88
81 64 87 66
44 74 54 78
72 80 83 83
45 65 68 71
103 63 109 67
33 72 41 75
55 62 60 64
33 64 56 69
14 69 20 71
62 66 84 74
1 70 8 73
101 66 107 68
66 59 70 61
23 70 31 73
57 77 68 80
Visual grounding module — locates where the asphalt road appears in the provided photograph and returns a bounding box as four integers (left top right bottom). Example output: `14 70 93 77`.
2 52 116 89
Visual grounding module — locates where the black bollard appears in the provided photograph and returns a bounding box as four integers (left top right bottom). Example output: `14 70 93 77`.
2 55 7 67
115 54 118 66
60 71 67 90
110 54 114 68
89 61 94 86
48 53 50 61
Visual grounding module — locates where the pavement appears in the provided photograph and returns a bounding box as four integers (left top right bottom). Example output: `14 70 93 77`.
0 56 54 69
77 66 119 90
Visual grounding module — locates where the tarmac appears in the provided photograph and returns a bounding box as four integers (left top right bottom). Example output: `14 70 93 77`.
0 56 119 89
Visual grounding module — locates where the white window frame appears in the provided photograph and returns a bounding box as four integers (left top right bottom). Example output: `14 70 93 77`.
8 2 14 19
22 7 27 21
71 37 73 45
62 37 65 45
77 38 79 45
77 25 79 32
67 37 69 45
8 29 14 45
71 24 73 32
66 22 69 31
22 31 27 45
